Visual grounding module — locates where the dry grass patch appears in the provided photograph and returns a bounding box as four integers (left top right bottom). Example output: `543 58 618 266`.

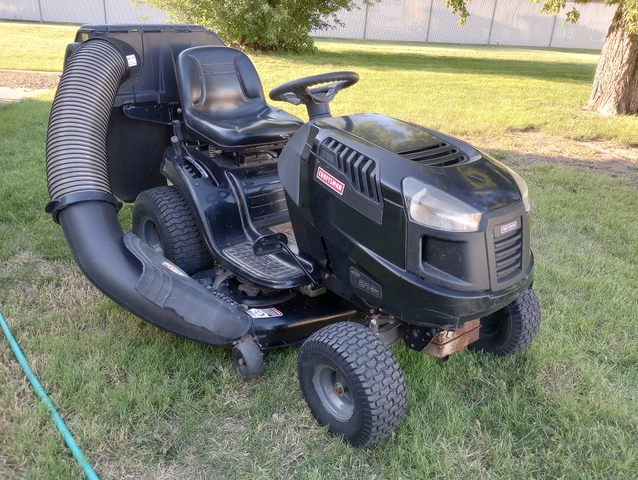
466 131 638 188
1 252 102 339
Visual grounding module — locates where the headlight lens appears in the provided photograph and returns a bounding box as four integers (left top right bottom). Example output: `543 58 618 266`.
504 166 531 213
403 177 482 232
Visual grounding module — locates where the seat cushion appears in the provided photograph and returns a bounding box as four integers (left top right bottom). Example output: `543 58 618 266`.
177 46 303 151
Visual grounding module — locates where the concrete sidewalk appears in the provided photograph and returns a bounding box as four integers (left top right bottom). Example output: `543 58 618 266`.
0 86 49 104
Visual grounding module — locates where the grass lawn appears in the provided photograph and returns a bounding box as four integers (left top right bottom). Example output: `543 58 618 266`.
1 22 638 479
0 22 76 72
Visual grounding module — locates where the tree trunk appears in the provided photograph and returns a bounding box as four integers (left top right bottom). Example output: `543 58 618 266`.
586 4 638 115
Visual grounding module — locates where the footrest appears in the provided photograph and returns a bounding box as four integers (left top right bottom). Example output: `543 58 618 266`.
223 242 303 281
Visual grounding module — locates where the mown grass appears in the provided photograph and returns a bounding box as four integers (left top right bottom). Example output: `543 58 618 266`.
1 22 638 479
0 22 76 72
2 21 638 144
253 40 638 145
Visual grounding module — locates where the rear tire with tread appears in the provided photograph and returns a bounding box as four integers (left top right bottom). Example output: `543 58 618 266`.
133 186 213 275
297 322 407 447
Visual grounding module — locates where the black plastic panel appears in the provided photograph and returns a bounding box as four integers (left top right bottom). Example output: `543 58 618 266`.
280 112 534 328
107 108 170 202
73 24 225 107
66 25 226 202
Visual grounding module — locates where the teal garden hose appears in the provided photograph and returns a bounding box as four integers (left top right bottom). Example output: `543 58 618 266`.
0 312 99 480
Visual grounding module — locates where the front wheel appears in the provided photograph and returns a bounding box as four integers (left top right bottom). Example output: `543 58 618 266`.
297 322 407 447
469 287 541 356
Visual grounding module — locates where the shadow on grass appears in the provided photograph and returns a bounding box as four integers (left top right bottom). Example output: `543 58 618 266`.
274 49 597 84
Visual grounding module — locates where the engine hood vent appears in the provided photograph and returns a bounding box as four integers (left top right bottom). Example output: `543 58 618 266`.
319 114 469 168
320 138 380 203
398 143 467 167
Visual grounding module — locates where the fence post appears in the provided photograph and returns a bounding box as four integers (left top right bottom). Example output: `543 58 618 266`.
37 0 43 23
362 2 369 40
425 0 434 43
103 0 107 23
487 0 498 45
548 15 557 47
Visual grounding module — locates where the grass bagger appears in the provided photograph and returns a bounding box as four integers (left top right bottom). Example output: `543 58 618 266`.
45 24 541 447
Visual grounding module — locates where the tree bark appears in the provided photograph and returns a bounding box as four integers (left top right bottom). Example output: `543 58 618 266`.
586 4 638 115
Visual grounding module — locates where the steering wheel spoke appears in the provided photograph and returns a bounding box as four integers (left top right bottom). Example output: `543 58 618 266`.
309 83 341 102
281 92 302 105
269 71 359 118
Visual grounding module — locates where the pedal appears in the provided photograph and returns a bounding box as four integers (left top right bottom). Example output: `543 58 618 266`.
223 242 303 281
269 222 298 253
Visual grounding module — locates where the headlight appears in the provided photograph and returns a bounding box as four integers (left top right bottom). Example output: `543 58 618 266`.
504 166 531 213
403 177 482 232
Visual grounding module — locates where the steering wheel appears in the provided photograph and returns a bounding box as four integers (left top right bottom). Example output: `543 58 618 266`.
269 71 359 118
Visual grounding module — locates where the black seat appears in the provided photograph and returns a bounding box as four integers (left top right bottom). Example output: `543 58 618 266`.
176 46 304 152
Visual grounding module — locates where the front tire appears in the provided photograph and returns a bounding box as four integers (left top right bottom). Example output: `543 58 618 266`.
469 287 541 356
297 322 407 447
132 186 213 275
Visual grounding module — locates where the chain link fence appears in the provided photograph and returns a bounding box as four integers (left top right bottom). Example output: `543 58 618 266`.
1 0 614 50
313 0 614 49
0 0 165 24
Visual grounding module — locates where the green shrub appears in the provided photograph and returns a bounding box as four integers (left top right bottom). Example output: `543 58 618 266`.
140 0 365 53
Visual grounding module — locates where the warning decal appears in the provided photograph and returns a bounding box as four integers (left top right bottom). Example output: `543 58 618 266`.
246 308 284 318
316 167 345 195
126 54 138 67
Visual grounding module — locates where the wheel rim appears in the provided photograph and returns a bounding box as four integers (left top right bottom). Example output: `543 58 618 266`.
140 218 163 254
479 308 508 339
232 348 247 378
313 364 354 421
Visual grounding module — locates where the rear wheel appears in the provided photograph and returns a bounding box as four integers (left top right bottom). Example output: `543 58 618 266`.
132 186 213 275
469 287 541 356
297 322 407 447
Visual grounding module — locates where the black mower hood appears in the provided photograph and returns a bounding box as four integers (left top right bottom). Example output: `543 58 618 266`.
316 113 524 213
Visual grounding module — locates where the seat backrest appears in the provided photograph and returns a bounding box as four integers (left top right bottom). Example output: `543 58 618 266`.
177 46 267 121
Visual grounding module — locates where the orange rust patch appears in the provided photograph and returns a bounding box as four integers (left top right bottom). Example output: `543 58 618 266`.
423 319 481 360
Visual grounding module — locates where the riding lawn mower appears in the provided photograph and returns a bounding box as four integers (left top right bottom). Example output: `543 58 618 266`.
45 24 541 447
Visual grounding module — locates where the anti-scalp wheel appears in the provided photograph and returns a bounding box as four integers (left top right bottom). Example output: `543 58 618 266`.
232 340 264 380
